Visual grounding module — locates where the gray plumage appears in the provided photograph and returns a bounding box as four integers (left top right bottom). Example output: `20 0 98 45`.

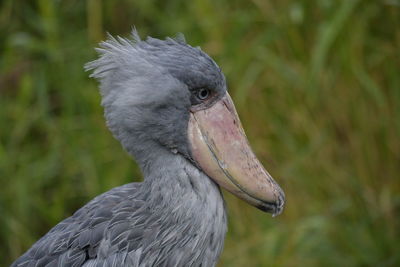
12 31 228 267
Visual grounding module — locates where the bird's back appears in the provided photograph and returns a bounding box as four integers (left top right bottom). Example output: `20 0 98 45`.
12 183 145 267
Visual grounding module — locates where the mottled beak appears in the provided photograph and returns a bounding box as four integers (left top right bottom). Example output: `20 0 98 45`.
188 92 285 216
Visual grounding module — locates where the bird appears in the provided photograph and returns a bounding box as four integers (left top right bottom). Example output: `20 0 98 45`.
12 30 285 267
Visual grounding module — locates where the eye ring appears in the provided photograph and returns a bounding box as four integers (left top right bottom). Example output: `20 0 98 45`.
196 88 210 101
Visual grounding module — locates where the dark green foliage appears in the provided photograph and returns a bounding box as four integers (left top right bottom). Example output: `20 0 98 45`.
1 0 399 266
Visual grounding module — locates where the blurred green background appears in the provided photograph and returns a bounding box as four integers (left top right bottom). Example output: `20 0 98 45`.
1 0 399 266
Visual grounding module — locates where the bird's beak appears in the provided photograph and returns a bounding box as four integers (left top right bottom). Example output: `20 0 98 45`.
188 92 285 216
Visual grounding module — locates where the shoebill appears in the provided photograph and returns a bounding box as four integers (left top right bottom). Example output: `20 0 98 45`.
12 31 285 267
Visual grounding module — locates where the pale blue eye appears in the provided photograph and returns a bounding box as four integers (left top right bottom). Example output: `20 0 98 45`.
197 88 210 100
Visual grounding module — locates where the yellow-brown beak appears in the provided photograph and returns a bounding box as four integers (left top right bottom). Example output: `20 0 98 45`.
188 92 285 216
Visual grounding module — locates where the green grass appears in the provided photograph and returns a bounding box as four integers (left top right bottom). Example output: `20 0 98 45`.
1 0 399 266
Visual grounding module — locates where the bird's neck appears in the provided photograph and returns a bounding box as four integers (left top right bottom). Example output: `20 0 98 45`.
137 147 228 265
142 146 225 213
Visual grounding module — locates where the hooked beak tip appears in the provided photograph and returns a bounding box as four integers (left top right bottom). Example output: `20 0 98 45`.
257 187 285 217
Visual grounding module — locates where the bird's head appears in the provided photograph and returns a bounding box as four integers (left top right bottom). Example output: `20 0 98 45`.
85 31 285 216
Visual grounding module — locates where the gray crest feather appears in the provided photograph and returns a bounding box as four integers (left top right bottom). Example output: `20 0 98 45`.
174 32 186 44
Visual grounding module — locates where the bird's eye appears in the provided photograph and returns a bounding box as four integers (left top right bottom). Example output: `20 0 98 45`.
196 88 210 101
